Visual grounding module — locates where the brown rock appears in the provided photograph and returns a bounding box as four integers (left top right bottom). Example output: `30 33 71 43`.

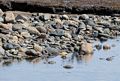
36 26 47 33
0 23 12 30
26 27 40 35
33 43 43 52
11 36 18 44
21 31 31 38
80 42 93 54
4 11 15 23
103 44 111 50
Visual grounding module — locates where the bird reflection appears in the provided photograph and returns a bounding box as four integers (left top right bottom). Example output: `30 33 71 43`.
0 52 93 67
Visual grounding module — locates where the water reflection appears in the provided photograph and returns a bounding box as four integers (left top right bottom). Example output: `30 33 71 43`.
62 52 93 64
0 58 23 67
25 57 41 64
0 53 94 67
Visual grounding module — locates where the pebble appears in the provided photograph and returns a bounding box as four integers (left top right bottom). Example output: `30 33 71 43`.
48 61 56 64
3 43 14 50
0 23 12 30
60 51 68 58
50 29 64 36
21 31 31 38
62 15 69 20
80 14 89 20
4 11 15 23
103 44 111 50
36 26 47 33
33 43 43 52
63 65 73 69
15 14 28 21
106 57 114 61
95 44 102 50
25 49 40 57
12 24 24 31
26 27 40 35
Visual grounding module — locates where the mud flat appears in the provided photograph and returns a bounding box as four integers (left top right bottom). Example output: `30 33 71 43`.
1 0 120 14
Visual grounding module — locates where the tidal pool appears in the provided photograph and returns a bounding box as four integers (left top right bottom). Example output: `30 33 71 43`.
0 38 120 81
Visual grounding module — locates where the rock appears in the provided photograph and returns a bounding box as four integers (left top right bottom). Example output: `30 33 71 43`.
9 49 18 55
36 26 47 33
0 38 2 46
38 33 47 39
54 19 62 25
25 49 41 57
93 31 99 37
11 36 18 44
95 44 102 50
99 58 105 60
80 14 89 20
17 19 25 23
50 29 64 36
46 46 60 55
98 20 110 26
104 28 110 35
106 57 114 61
3 43 15 50
0 9 4 16
0 28 11 34
21 31 31 38
48 61 56 64
64 32 72 39
0 16 4 22
80 42 93 54
86 25 93 31
85 19 96 26
63 65 73 69
74 46 80 52
60 51 68 58
79 22 86 30
103 44 111 50
32 21 39 26
12 24 25 31
68 20 79 27
26 27 40 36
18 47 27 52
52 21 63 29
0 23 12 30
0 46 5 56
33 43 43 52
39 14 51 21
4 11 15 23
99 37 108 42
62 15 69 20
15 14 28 21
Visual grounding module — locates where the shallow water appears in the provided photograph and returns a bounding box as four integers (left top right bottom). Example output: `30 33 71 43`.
0 38 120 81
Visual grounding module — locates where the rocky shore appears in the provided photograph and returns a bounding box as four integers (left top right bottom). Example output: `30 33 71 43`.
0 9 120 59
